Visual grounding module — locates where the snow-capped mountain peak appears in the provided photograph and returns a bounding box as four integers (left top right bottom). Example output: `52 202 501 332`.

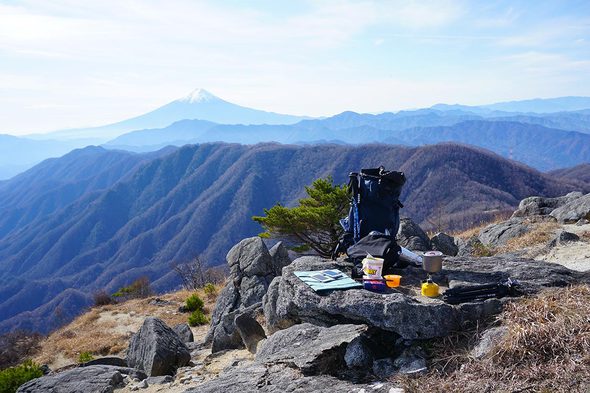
179 88 220 103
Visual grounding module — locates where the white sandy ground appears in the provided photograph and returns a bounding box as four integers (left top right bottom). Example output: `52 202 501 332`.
535 223 590 272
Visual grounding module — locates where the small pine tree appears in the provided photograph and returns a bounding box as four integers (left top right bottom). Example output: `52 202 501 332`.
252 176 349 257
187 309 209 326
185 294 205 312
203 283 217 300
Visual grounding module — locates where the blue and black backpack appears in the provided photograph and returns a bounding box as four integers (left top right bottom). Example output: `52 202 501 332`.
333 167 407 275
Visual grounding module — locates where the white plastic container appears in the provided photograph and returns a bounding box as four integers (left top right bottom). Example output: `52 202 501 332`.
362 256 384 279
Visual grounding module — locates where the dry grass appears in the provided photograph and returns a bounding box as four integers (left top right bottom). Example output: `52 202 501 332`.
497 221 560 254
452 213 511 240
34 286 222 367
397 285 590 392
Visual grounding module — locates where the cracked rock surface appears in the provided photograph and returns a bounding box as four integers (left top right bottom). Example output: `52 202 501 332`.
264 256 589 340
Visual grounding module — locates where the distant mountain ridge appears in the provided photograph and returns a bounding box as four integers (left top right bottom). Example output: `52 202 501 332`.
0 142 585 334
35 89 309 141
432 96 590 114
104 117 590 171
4 93 590 180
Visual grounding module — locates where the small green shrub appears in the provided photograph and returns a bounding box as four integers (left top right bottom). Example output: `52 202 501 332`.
188 309 209 327
185 294 204 312
78 351 94 363
0 360 43 393
203 283 217 300
112 276 153 301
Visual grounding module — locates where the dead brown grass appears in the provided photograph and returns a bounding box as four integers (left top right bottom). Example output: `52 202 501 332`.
397 285 590 392
452 213 511 240
34 285 222 367
497 221 560 254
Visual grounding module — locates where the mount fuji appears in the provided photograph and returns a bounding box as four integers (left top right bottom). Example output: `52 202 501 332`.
37 89 308 141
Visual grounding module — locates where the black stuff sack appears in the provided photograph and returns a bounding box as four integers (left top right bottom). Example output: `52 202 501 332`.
346 232 407 278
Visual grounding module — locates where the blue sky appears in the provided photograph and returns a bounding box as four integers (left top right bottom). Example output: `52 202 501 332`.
1 0 589 135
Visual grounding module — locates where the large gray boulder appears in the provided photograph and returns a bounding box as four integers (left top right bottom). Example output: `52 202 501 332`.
126 317 190 376
173 323 194 343
550 193 590 224
256 323 367 374
264 256 589 340
547 230 580 248
17 365 143 393
206 237 288 352
430 232 458 256
269 241 292 276
478 218 531 247
397 218 431 251
512 192 583 218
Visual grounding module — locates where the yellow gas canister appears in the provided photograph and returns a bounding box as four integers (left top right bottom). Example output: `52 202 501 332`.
421 279 439 297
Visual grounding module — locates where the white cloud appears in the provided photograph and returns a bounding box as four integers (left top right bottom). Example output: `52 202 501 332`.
377 0 464 29
0 0 589 135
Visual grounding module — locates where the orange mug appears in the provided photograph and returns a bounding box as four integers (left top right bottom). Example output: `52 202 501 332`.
383 274 401 288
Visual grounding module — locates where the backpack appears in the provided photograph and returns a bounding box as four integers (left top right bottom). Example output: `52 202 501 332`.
333 167 406 272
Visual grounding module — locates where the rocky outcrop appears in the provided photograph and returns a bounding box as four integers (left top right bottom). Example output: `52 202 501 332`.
478 218 531 247
397 218 431 251
17 365 144 393
256 323 367 374
183 363 399 393
550 193 590 223
431 232 458 256
126 317 191 376
511 192 583 218
207 237 291 352
263 257 456 340
508 191 590 225
264 256 589 340
173 323 194 343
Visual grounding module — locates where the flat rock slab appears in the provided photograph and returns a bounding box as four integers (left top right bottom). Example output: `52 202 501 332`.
264 256 589 340
256 323 367 374
183 363 399 393
16 365 139 393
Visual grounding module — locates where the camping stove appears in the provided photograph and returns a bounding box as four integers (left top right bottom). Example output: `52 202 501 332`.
421 251 443 297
